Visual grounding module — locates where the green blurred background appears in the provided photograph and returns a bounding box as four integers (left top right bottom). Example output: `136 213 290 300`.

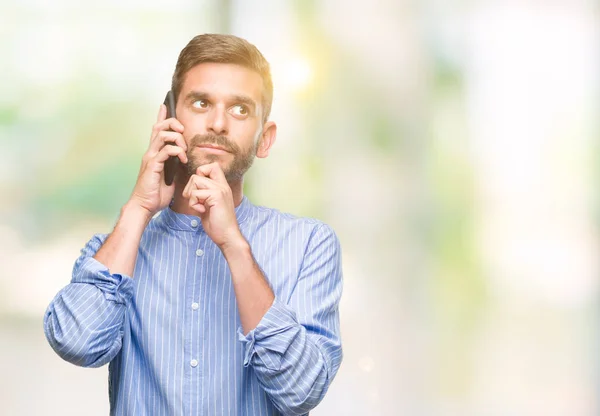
1 0 598 415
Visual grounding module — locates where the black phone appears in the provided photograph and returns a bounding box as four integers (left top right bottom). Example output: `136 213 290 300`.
163 91 178 186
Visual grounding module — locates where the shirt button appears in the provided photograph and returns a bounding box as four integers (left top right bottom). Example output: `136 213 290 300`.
191 302 199 310
190 359 198 368
190 219 198 228
195 249 204 257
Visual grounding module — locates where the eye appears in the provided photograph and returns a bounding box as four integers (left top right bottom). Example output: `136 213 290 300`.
230 104 249 117
192 99 209 109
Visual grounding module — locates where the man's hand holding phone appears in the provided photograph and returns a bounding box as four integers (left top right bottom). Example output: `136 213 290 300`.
129 104 187 217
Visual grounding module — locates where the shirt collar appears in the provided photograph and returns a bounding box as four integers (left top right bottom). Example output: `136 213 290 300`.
155 195 252 232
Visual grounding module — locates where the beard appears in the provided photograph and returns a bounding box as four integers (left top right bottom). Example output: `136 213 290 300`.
183 133 258 183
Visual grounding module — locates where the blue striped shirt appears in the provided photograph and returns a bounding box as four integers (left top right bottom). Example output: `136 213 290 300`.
43 196 343 415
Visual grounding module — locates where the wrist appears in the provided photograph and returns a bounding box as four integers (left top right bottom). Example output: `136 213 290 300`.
220 234 250 259
121 200 154 228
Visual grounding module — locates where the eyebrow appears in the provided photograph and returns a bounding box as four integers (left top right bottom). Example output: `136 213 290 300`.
184 91 257 111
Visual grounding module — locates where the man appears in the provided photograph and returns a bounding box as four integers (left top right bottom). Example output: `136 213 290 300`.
44 34 343 415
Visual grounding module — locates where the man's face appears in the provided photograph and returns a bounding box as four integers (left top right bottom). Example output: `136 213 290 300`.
175 62 270 183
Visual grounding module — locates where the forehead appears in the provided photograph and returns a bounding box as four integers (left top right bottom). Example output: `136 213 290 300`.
180 62 264 104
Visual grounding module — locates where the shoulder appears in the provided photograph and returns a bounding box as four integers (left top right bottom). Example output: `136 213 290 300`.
247 202 339 245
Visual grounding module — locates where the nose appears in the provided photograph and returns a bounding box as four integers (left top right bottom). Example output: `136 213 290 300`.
206 106 228 136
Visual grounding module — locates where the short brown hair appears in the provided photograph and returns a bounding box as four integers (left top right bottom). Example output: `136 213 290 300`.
171 34 273 121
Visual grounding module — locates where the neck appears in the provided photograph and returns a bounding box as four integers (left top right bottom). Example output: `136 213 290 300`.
170 174 245 216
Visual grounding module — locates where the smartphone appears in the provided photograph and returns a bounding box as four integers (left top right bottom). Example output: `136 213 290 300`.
163 90 178 186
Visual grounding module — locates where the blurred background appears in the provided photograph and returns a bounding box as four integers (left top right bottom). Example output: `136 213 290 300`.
1 0 598 415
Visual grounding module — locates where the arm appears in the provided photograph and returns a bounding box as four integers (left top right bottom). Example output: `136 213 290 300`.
182 163 343 414
222 239 275 335
44 104 187 367
93 201 152 276
43 233 134 367
43 203 151 367
183 162 277 334
95 102 187 277
236 224 343 415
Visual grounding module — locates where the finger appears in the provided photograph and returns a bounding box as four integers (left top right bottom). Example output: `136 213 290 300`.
188 189 212 209
190 203 206 214
150 105 168 144
150 131 188 153
196 162 227 184
153 144 188 165
183 175 216 199
142 145 186 178
157 104 167 123
149 118 185 145
182 174 202 198
182 175 193 198
191 175 218 191
183 174 217 199
155 118 184 134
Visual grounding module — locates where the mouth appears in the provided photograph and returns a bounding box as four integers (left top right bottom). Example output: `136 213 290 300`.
196 144 231 153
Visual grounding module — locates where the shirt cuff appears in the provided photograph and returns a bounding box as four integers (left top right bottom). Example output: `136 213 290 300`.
71 256 134 305
237 299 301 370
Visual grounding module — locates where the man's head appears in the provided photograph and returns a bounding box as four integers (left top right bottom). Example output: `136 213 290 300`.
172 34 273 122
171 34 277 183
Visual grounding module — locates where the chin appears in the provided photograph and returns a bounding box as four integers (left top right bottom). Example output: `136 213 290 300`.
187 157 228 175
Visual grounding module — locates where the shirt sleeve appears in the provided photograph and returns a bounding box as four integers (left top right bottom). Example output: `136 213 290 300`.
237 223 343 415
43 234 133 368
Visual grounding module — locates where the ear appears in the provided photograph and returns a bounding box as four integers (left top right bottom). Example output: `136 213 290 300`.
256 121 277 158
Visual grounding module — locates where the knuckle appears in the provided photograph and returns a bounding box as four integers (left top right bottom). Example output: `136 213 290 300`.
142 152 154 163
